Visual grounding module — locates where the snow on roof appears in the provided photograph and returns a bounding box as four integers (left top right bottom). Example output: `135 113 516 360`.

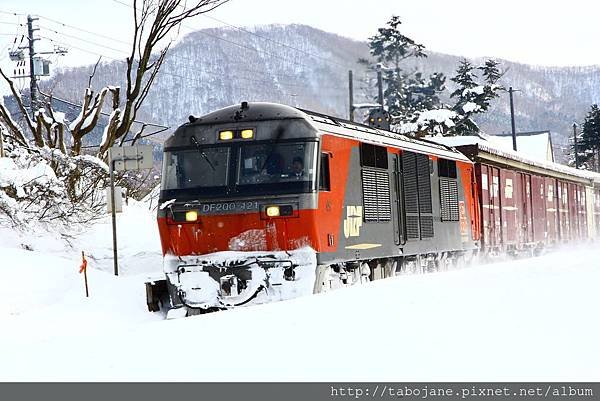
305 112 471 163
432 134 600 183
492 131 554 162
416 109 457 126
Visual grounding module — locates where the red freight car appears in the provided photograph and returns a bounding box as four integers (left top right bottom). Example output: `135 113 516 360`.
435 136 599 257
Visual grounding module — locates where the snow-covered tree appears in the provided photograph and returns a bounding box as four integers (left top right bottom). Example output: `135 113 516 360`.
577 104 600 171
0 0 228 228
359 15 446 124
449 58 504 136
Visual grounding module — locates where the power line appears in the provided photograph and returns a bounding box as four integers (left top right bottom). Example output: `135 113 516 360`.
198 13 348 69
40 23 337 86
0 11 25 16
37 16 347 90
36 15 131 46
40 35 124 62
39 24 130 55
0 21 24 27
14 6 350 90
41 33 346 93
110 0 349 73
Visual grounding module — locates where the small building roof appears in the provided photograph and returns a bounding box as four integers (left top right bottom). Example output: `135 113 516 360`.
491 131 554 162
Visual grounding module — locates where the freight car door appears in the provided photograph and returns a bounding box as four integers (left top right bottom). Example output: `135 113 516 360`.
522 174 533 244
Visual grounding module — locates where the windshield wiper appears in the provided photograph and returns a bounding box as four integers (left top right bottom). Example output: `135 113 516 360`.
191 135 215 171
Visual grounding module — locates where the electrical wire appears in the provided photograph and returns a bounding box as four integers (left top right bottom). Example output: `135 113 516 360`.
39 25 130 55
36 14 131 46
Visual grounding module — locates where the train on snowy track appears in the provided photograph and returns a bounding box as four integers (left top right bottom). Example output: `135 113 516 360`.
145 102 600 317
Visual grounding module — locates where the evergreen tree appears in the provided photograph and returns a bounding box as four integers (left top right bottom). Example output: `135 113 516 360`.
366 15 426 65
449 58 504 136
578 104 600 171
480 59 503 84
359 15 445 124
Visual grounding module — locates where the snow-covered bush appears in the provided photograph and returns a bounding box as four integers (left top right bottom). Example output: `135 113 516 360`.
0 135 108 229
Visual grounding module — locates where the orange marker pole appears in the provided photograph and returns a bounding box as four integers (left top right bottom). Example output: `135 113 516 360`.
79 251 89 297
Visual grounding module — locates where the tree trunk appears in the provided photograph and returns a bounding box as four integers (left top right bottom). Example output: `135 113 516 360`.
0 127 4 157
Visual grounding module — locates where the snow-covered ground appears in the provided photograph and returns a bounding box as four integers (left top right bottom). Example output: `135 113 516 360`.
1 202 600 381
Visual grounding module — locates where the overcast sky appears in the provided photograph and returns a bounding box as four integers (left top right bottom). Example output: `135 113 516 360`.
1 0 599 79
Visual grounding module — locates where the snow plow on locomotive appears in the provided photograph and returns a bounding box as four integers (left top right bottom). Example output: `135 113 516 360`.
145 102 481 316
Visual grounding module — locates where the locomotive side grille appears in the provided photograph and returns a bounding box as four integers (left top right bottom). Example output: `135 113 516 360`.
362 169 392 222
406 215 420 239
440 178 460 222
420 216 434 238
362 169 379 222
402 152 418 214
417 153 432 214
402 151 434 240
376 170 392 221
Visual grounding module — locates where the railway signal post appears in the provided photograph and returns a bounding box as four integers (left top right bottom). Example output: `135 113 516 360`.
108 145 153 276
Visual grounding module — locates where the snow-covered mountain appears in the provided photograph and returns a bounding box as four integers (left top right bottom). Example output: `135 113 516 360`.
44 24 600 161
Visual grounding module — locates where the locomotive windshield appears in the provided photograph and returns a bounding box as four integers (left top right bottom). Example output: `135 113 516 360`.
161 140 317 197
238 142 315 185
162 147 230 194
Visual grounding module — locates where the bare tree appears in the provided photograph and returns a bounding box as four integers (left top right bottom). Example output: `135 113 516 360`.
0 0 228 159
97 0 229 158
0 0 228 228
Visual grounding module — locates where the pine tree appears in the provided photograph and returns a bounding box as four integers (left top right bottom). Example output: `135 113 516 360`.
449 58 504 136
450 59 480 135
480 59 503 84
578 104 600 171
367 15 426 65
359 15 445 125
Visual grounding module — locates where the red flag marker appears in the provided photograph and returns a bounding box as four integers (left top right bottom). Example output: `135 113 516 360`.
79 251 89 297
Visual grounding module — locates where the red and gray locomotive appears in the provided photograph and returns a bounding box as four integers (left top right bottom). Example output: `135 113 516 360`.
145 102 599 316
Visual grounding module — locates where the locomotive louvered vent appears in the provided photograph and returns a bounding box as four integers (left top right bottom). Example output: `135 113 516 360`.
440 178 460 222
362 169 392 222
420 216 434 238
417 154 432 214
406 215 420 239
402 151 434 240
402 152 418 214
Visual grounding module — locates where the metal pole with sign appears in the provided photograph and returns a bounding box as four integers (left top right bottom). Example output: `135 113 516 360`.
108 145 154 276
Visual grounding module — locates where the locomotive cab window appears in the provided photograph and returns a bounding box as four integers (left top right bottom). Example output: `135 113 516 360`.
237 142 315 185
319 153 331 191
161 147 230 191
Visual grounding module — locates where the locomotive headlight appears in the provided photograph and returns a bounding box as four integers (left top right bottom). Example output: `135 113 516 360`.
265 206 280 217
185 210 199 222
219 130 234 140
240 129 254 139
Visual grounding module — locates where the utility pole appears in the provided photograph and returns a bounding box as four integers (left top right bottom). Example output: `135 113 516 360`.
348 70 354 122
376 63 384 109
27 15 39 115
509 86 517 151
573 122 579 169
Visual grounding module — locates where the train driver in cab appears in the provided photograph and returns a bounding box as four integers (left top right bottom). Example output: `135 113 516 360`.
290 156 305 178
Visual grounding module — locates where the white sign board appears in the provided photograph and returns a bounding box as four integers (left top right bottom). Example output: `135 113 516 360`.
108 145 153 171
106 186 123 213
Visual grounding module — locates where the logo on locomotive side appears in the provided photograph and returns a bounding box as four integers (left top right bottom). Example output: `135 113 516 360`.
343 206 363 238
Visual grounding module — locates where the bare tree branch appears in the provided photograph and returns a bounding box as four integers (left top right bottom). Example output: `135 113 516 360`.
0 67 36 142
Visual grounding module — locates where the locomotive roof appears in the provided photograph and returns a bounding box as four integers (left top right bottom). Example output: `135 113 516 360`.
300 109 471 163
433 135 600 185
176 102 469 162
186 102 307 125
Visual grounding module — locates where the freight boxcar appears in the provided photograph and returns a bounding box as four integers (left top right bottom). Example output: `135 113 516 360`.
434 137 600 257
